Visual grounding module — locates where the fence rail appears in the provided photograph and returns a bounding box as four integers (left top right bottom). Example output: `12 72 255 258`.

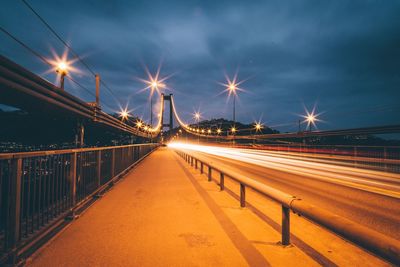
174 149 400 264
0 143 158 265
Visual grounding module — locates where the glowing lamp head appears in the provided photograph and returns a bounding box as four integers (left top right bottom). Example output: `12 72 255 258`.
207 129 211 134
136 121 143 128
228 83 236 91
119 110 129 120
306 114 316 123
231 127 236 133
56 61 68 74
194 112 200 120
151 81 158 89
201 129 205 133
217 129 222 134
255 123 262 131
144 126 149 131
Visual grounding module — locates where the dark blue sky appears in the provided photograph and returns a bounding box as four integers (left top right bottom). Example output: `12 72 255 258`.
1 0 399 132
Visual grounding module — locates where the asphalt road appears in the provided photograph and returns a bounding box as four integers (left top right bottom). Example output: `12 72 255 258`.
173 144 400 240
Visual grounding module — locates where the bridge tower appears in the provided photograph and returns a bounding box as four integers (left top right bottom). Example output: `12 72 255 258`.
161 93 174 132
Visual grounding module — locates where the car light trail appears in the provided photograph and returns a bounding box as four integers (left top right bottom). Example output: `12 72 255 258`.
168 142 400 198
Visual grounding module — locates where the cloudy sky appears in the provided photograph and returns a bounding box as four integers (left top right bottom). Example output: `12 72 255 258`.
1 0 399 131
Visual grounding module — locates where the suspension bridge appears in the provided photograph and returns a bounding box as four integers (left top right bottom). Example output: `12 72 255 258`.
1 52 400 266
1 1 400 264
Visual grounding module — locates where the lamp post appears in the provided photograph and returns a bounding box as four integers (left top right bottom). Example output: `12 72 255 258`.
194 112 200 143
228 83 237 124
56 61 68 90
306 114 316 132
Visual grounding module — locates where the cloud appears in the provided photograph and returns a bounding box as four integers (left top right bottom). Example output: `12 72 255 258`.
1 0 399 131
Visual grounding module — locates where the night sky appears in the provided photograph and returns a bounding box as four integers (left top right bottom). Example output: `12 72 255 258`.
1 0 399 132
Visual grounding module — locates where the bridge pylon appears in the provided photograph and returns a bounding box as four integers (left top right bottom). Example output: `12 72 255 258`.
161 93 173 132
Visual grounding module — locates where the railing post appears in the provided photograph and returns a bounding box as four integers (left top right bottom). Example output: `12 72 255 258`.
195 159 198 169
190 157 193 166
5 158 22 264
111 148 116 178
282 206 290 245
240 183 246 207
200 162 203 174
68 153 77 219
96 150 101 188
220 173 224 191
208 166 212 182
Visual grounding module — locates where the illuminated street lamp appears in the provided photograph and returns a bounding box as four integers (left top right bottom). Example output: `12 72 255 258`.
149 80 161 127
136 120 143 129
194 112 201 130
228 82 238 124
207 129 211 134
231 127 236 134
217 128 222 135
306 114 316 131
255 123 263 132
56 61 68 90
119 109 129 121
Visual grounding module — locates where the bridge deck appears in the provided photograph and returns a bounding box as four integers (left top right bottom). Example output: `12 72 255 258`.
27 148 353 266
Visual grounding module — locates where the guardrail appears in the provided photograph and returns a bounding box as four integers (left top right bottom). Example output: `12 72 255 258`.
174 149 400 264
0 143 158 265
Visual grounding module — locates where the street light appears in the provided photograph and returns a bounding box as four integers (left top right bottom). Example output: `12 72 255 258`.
149 80 161 127
306 114 316 131
136 120 143 129
220 73 246 126
194 112 201 130
227 82 238 124
119 109 129 121
56 61 68 90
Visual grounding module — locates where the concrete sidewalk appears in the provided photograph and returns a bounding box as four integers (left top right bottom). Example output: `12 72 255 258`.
28 148 381 266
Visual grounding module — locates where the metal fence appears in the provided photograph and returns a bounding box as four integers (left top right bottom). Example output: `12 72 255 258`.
0 143 158 265
175 149 400 264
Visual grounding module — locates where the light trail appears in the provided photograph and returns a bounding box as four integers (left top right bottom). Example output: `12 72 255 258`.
168 142 400 198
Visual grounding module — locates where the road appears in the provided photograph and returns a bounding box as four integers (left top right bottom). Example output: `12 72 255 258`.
169 143 400 240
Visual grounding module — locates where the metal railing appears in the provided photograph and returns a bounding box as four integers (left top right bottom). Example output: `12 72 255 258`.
0 143 158 265
174 149 400 264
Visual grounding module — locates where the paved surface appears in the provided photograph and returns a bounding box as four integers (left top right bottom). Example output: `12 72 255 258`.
28 148 389 266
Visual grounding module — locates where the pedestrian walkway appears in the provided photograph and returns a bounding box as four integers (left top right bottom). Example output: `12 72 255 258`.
27 148 385 267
